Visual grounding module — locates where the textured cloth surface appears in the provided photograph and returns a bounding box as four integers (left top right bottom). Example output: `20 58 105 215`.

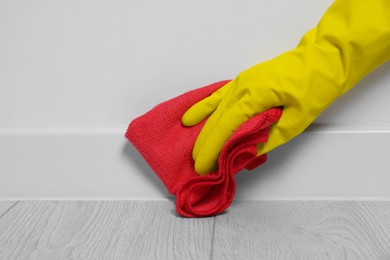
125 80 282 217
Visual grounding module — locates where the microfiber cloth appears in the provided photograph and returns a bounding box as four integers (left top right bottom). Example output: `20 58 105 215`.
125 80 282 218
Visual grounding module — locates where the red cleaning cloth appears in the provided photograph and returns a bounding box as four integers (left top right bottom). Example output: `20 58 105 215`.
125 80 282 218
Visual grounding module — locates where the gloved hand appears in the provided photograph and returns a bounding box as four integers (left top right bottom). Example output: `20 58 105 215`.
182 0 390 175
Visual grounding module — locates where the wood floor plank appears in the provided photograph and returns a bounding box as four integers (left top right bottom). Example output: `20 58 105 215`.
212 201 390 260
0 201 17 217
0 201 214 260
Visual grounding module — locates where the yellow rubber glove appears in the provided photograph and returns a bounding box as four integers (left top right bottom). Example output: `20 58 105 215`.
182 0 390 175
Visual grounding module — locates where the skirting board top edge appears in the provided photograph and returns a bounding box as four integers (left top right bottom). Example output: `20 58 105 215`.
2 123 390 135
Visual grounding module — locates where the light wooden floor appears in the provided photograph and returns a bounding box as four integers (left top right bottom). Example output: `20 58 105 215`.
0 201 389 260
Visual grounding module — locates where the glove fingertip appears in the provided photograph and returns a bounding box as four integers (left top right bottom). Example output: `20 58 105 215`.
181 102 210 126
194 159 216 176
181 110 197 126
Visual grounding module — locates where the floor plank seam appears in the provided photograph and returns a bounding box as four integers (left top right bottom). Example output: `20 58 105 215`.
209 217 216 260
0 201 19 221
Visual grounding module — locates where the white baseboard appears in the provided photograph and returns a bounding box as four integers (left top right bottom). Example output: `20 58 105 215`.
1 124 390 200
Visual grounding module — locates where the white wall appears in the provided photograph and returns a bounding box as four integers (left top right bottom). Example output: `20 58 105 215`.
1 0 389 199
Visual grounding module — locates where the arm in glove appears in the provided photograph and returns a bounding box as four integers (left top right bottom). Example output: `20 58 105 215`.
182 0 390 175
